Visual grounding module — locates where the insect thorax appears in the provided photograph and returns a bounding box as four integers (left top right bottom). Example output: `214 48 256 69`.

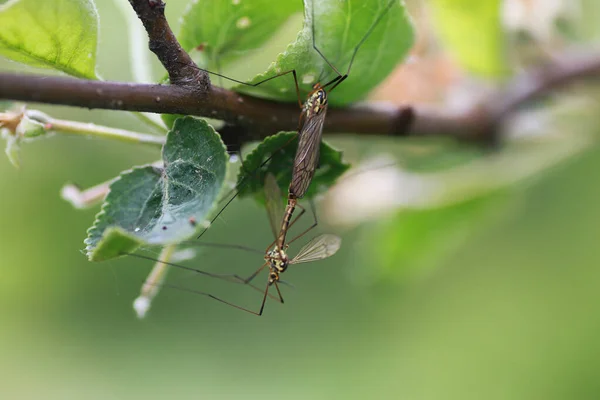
266 247 289 280
303 88 328 118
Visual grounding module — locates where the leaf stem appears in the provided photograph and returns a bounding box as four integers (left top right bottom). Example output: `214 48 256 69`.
133 244 176 319
131 111 167 133
60 181 111 209
28 110 165 147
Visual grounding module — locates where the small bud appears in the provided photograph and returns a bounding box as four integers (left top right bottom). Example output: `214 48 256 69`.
133 296 151 319
18 116 46 138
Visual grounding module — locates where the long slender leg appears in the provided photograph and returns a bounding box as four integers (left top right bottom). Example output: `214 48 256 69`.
198 132 302 240
176 60 303 109
157 280 271 316
128 253 280 302
310 0 342 77
311 0 397 94
179 240 263 255
340 0 397 79
324 74 347 92
245 69 301 109
215 56 224 88
256 280 271 316
243 262 268 285
197 149 247 240
273 281 285 304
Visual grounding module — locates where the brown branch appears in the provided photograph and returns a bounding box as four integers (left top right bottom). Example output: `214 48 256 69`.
119 0 600 143
1 0 597 147
491 51 600 122
128 0 208 90
0 73 416 139
2 50 599 144
2 0 600 145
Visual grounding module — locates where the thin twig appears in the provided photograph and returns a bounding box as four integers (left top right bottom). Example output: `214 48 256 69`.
61 181 111 209
2 0 600 146
133 244 176 319
28 111 165 146
0 73 411 139
491 51 600 122
127 0 209 90
2 49 600 144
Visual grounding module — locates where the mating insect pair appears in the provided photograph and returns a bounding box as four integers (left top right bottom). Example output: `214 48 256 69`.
136 172 341 315
130 0 404 315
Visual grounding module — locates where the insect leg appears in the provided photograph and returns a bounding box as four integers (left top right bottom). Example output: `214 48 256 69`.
311 0 397 93
197 131 302 240
273 281 285 304
128 252 280 301
243 262 269 285
156 280 271 316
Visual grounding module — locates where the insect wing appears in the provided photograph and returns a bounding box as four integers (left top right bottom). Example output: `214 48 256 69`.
289 106 327 198
264 173 285 239
290 234 341 264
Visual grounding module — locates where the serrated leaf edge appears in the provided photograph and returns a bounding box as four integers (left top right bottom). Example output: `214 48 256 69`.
83 164 160 260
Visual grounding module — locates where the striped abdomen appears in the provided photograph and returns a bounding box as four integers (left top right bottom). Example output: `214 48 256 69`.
276 197 297 249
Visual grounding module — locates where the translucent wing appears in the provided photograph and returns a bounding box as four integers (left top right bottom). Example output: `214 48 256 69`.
290 234 341 264
264 173 284 239
289 106 327 198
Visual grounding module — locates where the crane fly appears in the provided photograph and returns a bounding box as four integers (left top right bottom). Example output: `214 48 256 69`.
269 95 329 273
195 0 398 241
228 172 341 315
129 159 402 316
129 173 341 316
129 0 399 313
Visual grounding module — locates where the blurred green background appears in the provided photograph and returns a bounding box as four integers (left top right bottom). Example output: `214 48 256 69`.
2 0 600 399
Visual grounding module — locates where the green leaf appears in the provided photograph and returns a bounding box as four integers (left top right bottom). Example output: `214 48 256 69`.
428 0 507 77
161 114 184 130
237 131 350 203
160 114 223 132
85 117 228 261
85 226 147 263
235 0 414 106
179 0 301 69
0 0 99 79
361 191 515 282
